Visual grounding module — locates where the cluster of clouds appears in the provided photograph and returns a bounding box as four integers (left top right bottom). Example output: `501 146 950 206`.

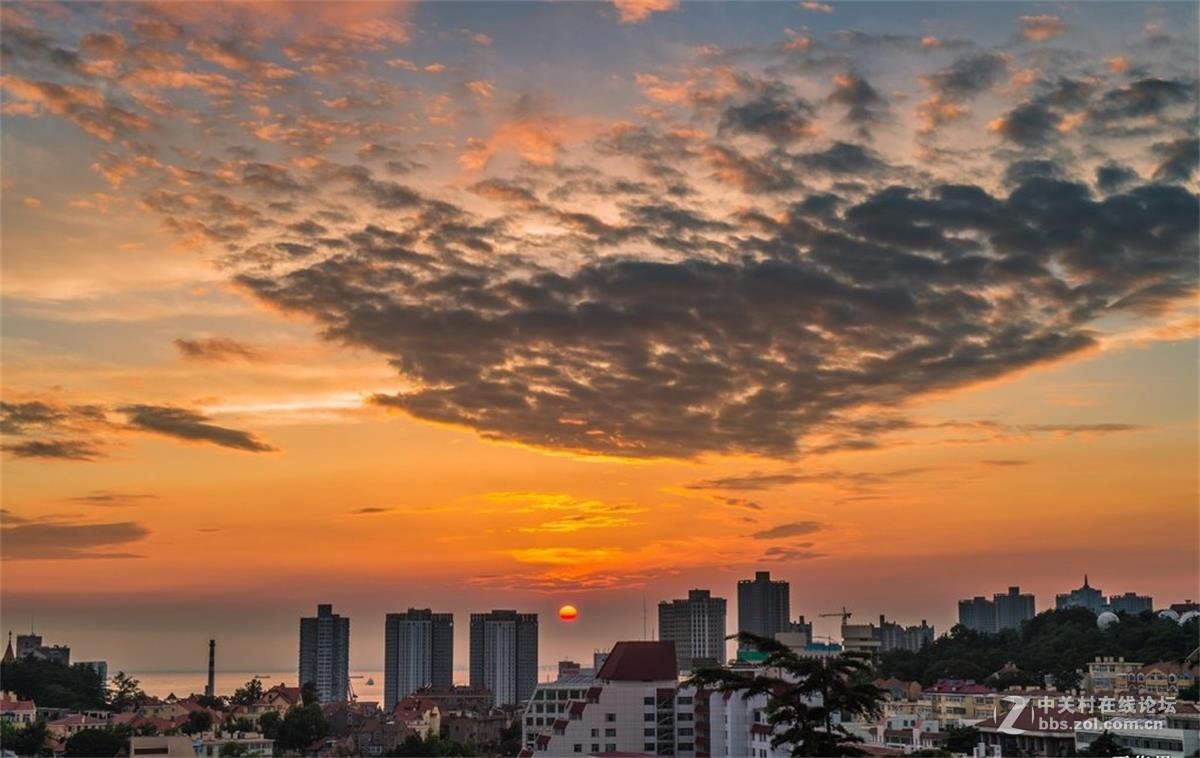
1 400 275 461
1 1 1197 468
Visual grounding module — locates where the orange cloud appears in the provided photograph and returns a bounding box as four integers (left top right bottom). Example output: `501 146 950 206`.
1020 14 1066 42
613 0 678 24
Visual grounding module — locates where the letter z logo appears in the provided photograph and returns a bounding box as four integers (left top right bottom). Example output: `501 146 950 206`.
998 695 1029 735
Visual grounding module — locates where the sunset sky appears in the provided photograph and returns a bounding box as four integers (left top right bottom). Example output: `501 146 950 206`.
1 1 1197 681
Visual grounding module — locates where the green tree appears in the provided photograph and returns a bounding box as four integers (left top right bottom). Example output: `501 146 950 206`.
0 659 105 710
225 716 256 734
1178 680 1198 702
944 725 981 754
274 703 328 752
0 720 50 756
230 678 264 707
108 671 146 711
219 741 251 757
258 710 281 740
64 727 128 757
687 632 885 757
300 681 318 706
1080 730 1124 756
182 709 214 735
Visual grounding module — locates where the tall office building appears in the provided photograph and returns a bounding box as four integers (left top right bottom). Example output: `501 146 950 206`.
299 604 350 704
957 596 997 634
659 589 727 671
1056 575 1105 614
469 610 538 707
384 609 454 710
993 586 1036 631
737 571 791 648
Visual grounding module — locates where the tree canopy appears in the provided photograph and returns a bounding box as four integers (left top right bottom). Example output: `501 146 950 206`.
878 608 1198 688
687 631 885 757
0 658 105 710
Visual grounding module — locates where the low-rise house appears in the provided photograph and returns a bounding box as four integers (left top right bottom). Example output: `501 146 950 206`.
391 696 441 739
412 685 495 714
46 713 110 739
128 736 195 757
351 717 412 756
1084 656 1144 694
975 704 1089 757
922 679 997 723
443 708 509 749
873 678 922 702
0 694 37 726
194 731 274 757
1124 661 1198 697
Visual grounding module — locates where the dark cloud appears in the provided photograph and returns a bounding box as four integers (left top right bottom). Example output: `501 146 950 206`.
349 507 393 515
1095 163 1140 193
1 519 150 560
4 439 103 461
825 73 889 135
1018 423 1143 435
118 404 276 452
173 337 264 362
1150 137 1199 182
761 544 827 562
923 53 1008 100
714 496 763 511
752 520 825 539
68 491 158 506
793 141 889 175
232 174 1195 459
719 82 818 144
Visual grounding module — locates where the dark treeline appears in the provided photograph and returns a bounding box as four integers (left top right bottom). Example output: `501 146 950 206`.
878 607 1199 689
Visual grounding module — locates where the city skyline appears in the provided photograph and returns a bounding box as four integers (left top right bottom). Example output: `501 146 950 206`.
6 569 1187 688
2 0 1198 682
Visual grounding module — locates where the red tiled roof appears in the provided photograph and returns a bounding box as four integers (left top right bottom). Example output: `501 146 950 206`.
596 641 678 682
1136 661 1198 676
0 695 36 711
392 697 439 721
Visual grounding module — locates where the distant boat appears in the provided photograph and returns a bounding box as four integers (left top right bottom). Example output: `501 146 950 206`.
365 677 374 686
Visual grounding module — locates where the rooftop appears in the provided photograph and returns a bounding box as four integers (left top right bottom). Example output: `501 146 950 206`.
596 641 678 682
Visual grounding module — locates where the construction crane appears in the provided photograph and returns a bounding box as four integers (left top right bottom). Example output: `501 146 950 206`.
820 607 853 625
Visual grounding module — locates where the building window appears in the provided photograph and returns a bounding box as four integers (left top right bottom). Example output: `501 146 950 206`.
605 744 616 752
591 745 599 753
645 744 657 752
644 696 655 706
645 728 655 737
573 745 582 753
677 696 693 705
605 713 616 722
591 729 598 738
605 728 616 737
645 713 655 721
